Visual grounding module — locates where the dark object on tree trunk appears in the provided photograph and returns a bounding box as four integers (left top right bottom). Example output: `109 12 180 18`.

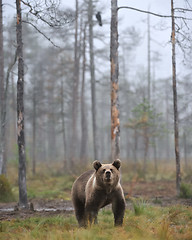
96 12 102 26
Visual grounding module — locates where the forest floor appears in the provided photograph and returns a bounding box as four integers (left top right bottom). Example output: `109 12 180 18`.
1 163 192 240
0 179 192 221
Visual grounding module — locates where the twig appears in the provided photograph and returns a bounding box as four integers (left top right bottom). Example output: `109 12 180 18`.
22 20 60 48
175 8 192 12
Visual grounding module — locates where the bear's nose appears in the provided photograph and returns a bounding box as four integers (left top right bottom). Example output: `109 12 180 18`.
105 171 111 179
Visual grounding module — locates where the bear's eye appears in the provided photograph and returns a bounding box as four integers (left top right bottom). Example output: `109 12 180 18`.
103 169 106 173
110 169 113 173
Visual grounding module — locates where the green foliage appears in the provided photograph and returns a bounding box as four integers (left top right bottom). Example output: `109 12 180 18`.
179 182 192 199
0 175 15 202
125 99 165 139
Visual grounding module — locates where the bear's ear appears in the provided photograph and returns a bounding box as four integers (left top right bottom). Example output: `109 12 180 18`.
93 160 102 171
112 159 121 170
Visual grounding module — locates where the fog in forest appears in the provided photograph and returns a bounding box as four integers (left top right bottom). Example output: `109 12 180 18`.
1 0 192 173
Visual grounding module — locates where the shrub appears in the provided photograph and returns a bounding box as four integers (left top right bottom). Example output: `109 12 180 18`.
179 182 192 199
0 175 15 202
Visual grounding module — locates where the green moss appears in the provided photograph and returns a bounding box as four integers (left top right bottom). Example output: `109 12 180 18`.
0 174 15 202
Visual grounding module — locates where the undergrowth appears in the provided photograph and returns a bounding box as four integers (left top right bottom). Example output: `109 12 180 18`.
0 175 15 202
0 206 192 240
179 182 192 199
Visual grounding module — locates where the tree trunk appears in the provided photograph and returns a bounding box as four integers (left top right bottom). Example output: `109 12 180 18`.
143 127 149 176
171 0 181 196
110 0 120 161
183 131 187 169
70 0 80 165
0 0 4 174
88 0 98 160
147 12 151 104
60 79 67 171
0 0 3 118
32 85 36 175
134 129 138 163
80 24 88 163
16 0 28 208
165 78 170 161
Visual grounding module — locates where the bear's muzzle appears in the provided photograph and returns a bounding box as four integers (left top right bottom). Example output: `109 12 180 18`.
105 171 111 181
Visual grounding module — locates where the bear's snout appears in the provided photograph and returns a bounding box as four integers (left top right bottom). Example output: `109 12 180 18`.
105 171 111 180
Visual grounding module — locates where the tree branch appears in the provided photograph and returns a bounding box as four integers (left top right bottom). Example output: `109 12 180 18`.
21 0 74 28
22 20 60 48
117 6 192 20
175 8 192 12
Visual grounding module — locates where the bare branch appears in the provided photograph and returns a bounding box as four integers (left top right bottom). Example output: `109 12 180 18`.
117 6 192 20
21 0 74 28
175 8 192 12
22 20 60 48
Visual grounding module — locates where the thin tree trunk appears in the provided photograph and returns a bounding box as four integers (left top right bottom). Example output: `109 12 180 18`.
32 85 36 175
0 0 3 116
60 79 67 171
147 12 151 104
80 24 88 163
134 129 138 163
146 12 151 164
143 127 149 176
183 131 187 169
70 0 80 165
88 0 98 160
110 0 120 161
0 0 4 174
16 0 28 208
165 78 170 161
171 0 181 196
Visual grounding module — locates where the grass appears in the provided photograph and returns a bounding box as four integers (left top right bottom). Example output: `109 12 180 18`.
5 162 77 202
3 160 192 202
1 161 192 239
131 197 150 216
1 206 192 240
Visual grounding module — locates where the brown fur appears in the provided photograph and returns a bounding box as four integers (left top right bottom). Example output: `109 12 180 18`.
71 159 126 227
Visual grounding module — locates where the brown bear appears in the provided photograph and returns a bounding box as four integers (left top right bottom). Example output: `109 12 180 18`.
71 159 126 227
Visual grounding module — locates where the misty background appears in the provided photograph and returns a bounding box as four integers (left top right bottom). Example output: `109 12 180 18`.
2 0 192 171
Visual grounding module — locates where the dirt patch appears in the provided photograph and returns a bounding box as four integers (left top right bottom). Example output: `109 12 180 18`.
0 180 191 221
0 199 73 221
123 179 192 207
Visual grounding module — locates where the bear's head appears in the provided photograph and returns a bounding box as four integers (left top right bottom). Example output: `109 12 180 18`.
93 159 121 189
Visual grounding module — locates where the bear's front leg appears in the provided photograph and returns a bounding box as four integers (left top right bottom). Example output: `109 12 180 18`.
112 195 126 226
85 204 98 226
